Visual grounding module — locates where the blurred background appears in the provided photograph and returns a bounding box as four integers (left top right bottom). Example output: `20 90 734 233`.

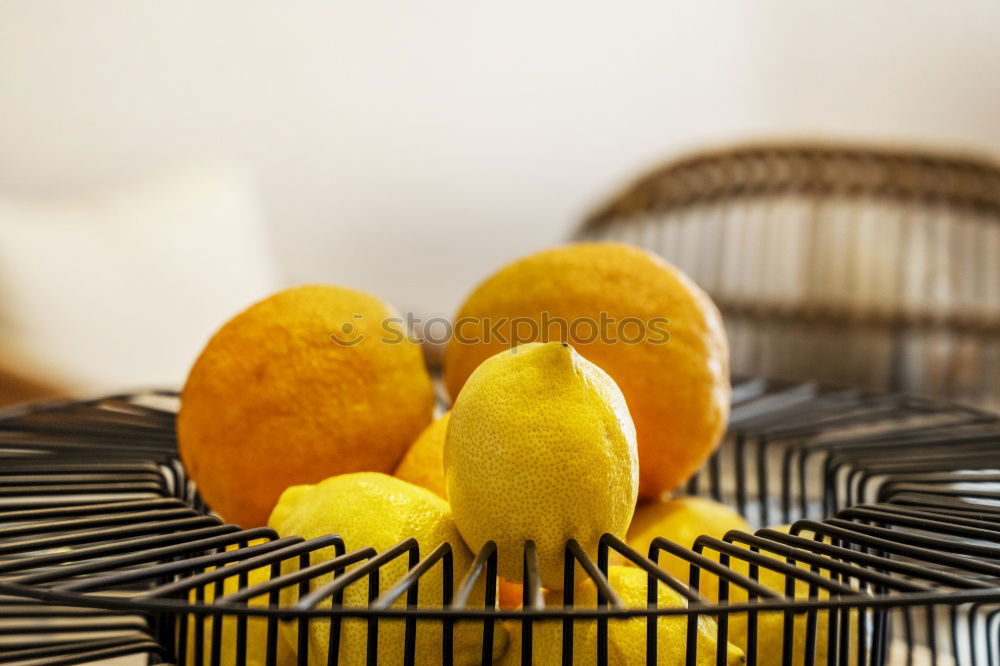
2 0 999 404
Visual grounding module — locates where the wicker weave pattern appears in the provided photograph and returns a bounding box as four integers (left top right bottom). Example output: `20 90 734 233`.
578 142 1000 408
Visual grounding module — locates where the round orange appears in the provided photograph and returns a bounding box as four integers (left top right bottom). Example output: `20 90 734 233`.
443 242 729 500
497 579 524 610
178 285 434 527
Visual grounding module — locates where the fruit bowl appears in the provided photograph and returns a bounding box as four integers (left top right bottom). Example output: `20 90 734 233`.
2 379 999 665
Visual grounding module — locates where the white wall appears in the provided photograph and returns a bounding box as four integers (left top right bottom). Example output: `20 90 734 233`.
1 0 999 322
749 1 1000 147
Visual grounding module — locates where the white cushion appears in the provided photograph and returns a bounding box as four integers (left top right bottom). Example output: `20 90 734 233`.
0 164 278 394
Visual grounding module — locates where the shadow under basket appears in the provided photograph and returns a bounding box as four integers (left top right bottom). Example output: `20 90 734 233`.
1 379 999 665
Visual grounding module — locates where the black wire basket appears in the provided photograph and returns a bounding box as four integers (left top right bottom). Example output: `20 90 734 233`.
2 379 999 665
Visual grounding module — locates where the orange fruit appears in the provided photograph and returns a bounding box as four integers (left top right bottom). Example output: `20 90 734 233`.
443 242 729 500
498 579 524 610
178 285 434 527
394 411 450 498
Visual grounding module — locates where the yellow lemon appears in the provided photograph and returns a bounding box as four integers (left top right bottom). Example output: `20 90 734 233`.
185 546 297 666
622 496 751 601
620 511 861 665
499 566 744 665
722 526 860 666
443 242 730 501
394 411 450 498
179 285 434 527
268 472 507 665
445 341 638 590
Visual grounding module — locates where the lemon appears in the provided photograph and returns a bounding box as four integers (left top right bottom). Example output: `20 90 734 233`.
394 411 450 498
621 511 860 664
185 552 297 666
443 242 730 501
499 566 745 665
445 341 638 590
268 472 507 665
622 496 751 602
722 526 860 666
178 285 434 527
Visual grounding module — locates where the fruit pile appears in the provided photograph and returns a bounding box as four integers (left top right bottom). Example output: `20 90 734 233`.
177 242 832 665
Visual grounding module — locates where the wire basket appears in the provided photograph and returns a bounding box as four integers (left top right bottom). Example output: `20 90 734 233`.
577 142 1000 411
1 381 999 665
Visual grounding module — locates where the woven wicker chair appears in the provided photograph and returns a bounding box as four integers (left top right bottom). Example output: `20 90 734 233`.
577 142 1000 409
